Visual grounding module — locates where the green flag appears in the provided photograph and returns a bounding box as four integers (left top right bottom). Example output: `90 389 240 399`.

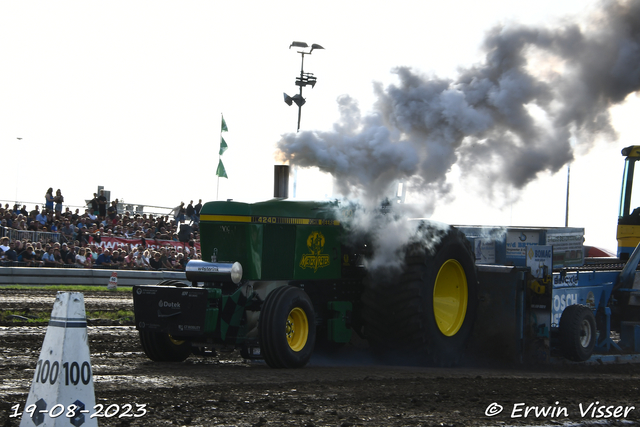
219 136 228 156
216 159 228 178
221 115 228 132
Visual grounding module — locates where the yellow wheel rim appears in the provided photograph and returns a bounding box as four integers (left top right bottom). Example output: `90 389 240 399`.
286 307 309 352
433 259 468 337
169 334 185 346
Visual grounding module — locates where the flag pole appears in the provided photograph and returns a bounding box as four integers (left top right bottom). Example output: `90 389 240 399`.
216 113 229 200
217 114 221 200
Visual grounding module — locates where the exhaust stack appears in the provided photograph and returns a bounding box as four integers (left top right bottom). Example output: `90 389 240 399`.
274 165 290 199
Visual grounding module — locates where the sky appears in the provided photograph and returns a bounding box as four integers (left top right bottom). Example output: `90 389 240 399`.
0 0 638 253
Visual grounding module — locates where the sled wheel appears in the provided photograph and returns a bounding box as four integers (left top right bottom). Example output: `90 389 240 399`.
362 225 478 366
559 304 596 362
259 285 316 368
139 330 191 362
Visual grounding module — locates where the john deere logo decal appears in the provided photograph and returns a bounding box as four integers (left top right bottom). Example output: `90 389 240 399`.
300 231 330 272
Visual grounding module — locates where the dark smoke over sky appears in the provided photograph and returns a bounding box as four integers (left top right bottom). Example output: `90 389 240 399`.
276 0 640 209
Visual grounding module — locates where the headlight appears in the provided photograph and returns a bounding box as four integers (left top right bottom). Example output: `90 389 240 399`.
231 262 243 284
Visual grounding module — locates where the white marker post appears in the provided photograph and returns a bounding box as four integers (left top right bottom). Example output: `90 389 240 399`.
107 271 118 290
20 292 98 427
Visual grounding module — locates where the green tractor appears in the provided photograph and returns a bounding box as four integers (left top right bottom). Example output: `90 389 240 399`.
133 198 477 368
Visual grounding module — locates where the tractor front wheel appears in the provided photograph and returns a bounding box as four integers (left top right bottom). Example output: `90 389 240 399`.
259 285 316 368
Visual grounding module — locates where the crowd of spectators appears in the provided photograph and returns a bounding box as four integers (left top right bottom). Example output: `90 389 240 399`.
0 190 204 271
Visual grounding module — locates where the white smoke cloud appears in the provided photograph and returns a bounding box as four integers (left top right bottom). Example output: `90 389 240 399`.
336 201 450 273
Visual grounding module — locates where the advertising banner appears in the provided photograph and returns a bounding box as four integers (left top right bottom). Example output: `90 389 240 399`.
89 236 201 252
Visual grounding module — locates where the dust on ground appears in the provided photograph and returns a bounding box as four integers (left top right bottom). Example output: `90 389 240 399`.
2 288 640 427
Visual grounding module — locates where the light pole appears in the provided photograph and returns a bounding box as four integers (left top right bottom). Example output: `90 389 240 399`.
284 41 324 132
283 41 324 198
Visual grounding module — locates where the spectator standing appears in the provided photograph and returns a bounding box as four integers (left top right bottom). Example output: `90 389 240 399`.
169 202 185 223
186 201 195 221
54 189 64 213
194 199 202 223
97 190 107 219
89 193 99 217
45 188 54 211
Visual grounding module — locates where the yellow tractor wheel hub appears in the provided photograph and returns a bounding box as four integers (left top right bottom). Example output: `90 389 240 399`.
286 307 309 352
433 259 468 336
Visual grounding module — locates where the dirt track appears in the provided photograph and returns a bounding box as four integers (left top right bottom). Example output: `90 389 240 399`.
2 289 640 427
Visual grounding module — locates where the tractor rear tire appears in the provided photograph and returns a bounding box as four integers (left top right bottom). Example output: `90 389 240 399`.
139 330 191 362
559 304 596 362
259 285 316 368
362 226 478 367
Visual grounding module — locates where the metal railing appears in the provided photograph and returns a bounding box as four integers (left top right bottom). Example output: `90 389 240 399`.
0 199 175 218
1 227 61 244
